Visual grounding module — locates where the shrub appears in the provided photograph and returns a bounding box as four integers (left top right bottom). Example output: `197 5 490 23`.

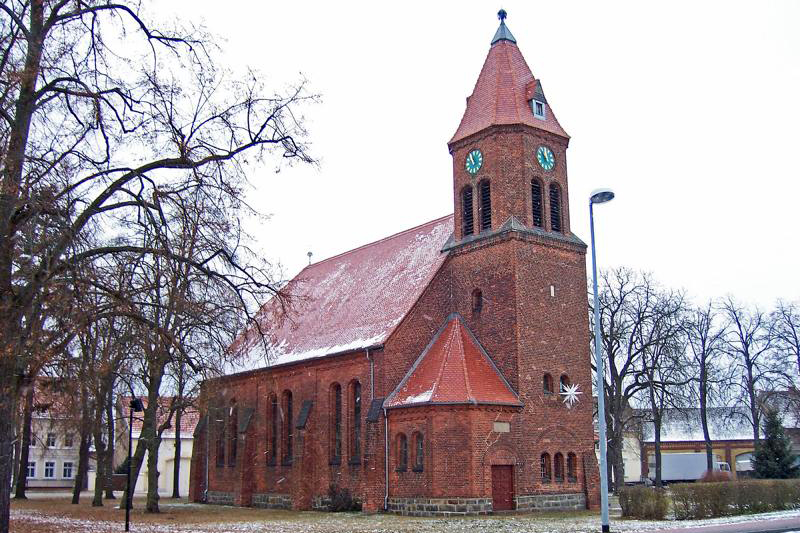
700 470 732 483
619 486 668 520
672 479 800 519
327 484 362 512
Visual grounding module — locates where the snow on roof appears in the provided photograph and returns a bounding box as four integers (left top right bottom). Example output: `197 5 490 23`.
642 408 755 443
385 314 521 409
120 396 199 439
230 215 453 372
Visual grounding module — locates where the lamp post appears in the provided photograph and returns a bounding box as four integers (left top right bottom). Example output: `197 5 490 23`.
125 397 144 532
590 188 614 533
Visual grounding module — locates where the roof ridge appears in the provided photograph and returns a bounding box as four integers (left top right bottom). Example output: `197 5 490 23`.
432 321 459 400
299 214 453 272
456 320 474 402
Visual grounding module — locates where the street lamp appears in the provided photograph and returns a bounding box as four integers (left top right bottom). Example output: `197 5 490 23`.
590 188 614 533
125 397 144 532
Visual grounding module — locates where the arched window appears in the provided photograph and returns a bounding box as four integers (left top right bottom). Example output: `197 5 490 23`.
215 410 225 467
560 374 571 393
350 380 361 461
228 401 238 466
282 390 293 465
549 183 562 232
268 394 277 465
479 180 491 231
554 452 565 482
531 178 544 228
472 288 483 315
540 453 552 483
543 374 554 395
462 186 475 236
413 432 424 472
396 433 408 471
330 383 342 463
567 453 578 482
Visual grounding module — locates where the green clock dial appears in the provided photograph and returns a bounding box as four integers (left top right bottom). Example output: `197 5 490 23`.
536 146 556 171
465 149 483 175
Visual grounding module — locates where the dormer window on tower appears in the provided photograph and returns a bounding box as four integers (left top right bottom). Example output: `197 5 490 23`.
532 99 546 120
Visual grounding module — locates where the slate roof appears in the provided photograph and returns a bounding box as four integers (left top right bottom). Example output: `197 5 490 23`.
231 215 453 371
121 396 200 439
385 314 521 409
449 21 569 145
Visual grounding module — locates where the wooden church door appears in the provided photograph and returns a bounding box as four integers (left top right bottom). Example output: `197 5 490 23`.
491 465 515 511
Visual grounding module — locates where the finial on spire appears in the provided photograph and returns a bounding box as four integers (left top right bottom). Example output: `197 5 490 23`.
491 9 516 45
498 9 507 22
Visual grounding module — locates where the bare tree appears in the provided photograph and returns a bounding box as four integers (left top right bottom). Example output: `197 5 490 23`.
772 300 800 385
0 1 315 529
721 297 777 443
684 301 730 471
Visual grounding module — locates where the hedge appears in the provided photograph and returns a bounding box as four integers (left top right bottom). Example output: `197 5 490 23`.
620 479 800 520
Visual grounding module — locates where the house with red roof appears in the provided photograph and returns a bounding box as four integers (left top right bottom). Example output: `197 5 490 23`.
190 11 599 515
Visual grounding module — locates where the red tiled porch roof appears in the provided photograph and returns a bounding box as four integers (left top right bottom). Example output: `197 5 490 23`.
385 314 521 409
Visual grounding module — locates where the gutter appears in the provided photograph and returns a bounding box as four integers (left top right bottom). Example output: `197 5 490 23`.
383 407 389 511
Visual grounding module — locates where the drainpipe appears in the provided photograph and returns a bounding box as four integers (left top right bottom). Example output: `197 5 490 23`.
204 412 210 502
383 407 389 511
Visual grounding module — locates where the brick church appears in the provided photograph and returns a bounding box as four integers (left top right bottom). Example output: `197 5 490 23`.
190 11 600 515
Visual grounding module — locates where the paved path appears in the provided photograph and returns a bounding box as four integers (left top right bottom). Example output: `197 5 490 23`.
653 516 800 533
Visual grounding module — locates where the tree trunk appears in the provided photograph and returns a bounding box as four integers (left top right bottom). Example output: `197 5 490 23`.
0 377 20 533
13 386 33 499
699 359 714 471
146 433 161 512
92 426 106 507
72 428 90 504
172 407 182 498
104 384 115 499
654 420 662 487
122 438 147 510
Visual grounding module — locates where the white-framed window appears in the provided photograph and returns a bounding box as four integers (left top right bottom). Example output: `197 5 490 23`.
44 461 55 478
62 462 74 479
64 434 73 448
26 462 35 478
46 433 56 447
532 99 546 119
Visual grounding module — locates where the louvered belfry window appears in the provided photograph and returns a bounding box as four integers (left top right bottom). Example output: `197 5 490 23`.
532 179 544 228
479 180 491 231
462 187 474 236
549 183 562 232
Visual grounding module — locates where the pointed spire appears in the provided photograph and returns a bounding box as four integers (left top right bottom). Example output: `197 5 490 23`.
491 9 516 45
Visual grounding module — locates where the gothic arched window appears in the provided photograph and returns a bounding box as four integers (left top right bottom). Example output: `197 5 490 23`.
228 401 238 466
479 180 491 231
554 452 565 482
215 410 225 467
397 433 408 471
472 288 483 315
349 380 362 461
462 186 475 236
543 374 554 395
549 183 562 233
567 452 578 482
532 178 544 228
268 393 277 465
560 374 571 393
540 453 552 483
330 383 342 463
413 432 424 471
282 390 293 464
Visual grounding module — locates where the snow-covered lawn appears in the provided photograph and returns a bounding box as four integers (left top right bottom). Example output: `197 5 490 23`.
9 501 800 533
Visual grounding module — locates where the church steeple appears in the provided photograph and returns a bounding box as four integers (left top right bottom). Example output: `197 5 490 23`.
448 11 575 244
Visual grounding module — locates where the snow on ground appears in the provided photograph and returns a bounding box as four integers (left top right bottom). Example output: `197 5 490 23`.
10 508 800 533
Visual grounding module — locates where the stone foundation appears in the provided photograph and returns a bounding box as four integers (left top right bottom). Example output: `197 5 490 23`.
206 491 235 505
252 493 292 509
515 492 585 511
387 497 492 516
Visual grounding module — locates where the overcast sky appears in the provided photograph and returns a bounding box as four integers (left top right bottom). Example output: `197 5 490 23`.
157 1 800 308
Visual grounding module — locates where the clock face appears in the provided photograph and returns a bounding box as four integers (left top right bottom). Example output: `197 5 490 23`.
536 146 556 171
465 149 483 175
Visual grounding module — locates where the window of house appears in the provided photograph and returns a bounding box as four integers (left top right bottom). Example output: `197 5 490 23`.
64 434 73 448
46 433 56 447
215 415 225 467
396 433 408 471
462 186 475 236
560 374 571 393
413 432 424 472
479 180 491 231
282 390 293 465
62 461 74 479
567 453 577 482
26 462 35 478
350 380 361 461
554 452 565 482
549 183 562 233
472 288 483 316
540 453 551 483
543 374 554 395
228 403 238 467
44 461 55 479
532 100 546 119
268 394 278 465
531 178 544 228
330 383 342 463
